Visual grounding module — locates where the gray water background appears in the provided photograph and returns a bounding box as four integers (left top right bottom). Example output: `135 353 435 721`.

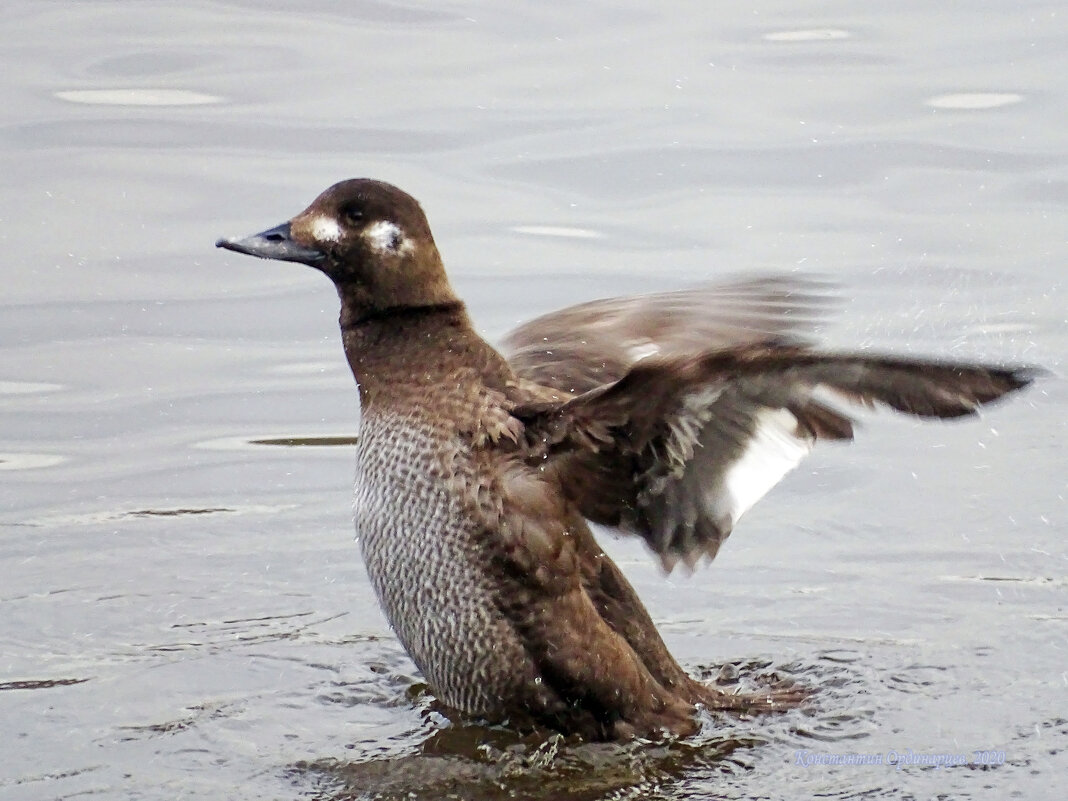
1 2 1065 799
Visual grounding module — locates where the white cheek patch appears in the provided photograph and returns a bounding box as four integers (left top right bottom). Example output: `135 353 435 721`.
363 220 415 256
310 215 342 244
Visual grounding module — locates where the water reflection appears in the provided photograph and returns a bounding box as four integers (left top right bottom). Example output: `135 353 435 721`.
250 436 360 447
54 89 223 106
0 677 90 692
925 93 1025 110
285 653 877 800
293 714 769 801
0 453 66 470
197 434 358 450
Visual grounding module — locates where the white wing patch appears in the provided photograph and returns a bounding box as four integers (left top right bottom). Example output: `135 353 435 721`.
722 408 812 524
626 341 661 362
310 215 342 244
364 220 414 256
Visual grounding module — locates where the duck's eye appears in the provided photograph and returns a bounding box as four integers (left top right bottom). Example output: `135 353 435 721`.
340 205 364 225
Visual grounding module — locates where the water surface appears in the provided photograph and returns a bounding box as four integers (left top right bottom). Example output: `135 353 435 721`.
1 2 1065 799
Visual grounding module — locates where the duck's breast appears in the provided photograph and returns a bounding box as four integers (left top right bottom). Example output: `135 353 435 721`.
353 408 530 713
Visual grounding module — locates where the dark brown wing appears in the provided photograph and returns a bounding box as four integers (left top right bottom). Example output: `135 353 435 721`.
513 346 1038 571
502 276 837 395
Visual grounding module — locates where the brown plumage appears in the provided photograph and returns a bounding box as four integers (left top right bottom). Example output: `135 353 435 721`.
217 178 1038 740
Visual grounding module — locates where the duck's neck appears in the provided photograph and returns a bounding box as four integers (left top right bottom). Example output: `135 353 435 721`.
338 298 503 410
339 298 468 333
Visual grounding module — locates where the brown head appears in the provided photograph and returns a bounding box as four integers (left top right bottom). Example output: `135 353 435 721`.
216 179 459 318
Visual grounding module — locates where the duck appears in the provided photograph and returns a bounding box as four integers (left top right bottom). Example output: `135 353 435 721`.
217 178 1036 741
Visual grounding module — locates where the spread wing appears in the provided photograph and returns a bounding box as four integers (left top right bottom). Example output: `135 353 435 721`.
511 345 1037 571
502 276 837 395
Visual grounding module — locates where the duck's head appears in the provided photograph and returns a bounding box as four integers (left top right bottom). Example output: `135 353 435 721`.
217 178 457 313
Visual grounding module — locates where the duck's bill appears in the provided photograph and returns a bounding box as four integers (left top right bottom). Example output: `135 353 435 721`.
216 222 325 266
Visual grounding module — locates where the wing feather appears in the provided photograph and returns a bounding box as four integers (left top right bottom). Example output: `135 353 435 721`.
514 347 1037 570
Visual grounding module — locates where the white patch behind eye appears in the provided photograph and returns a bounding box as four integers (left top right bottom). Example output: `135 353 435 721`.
310 215 342 244
364 220 414 256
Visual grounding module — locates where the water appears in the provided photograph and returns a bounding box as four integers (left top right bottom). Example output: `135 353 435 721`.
1 1 1065 799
